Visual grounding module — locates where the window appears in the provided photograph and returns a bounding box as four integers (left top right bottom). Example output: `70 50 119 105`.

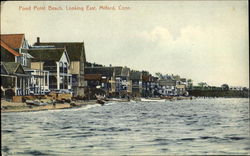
59 62 63 73
68 77 71 83
45 74 47 85
64 62 68 73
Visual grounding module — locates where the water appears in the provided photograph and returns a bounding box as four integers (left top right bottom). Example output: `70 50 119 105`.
2 98 250 155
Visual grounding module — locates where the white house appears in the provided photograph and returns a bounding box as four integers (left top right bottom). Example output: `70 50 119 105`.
28 48 72 92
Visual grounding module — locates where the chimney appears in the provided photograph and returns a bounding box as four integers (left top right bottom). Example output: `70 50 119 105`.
37 37 40 44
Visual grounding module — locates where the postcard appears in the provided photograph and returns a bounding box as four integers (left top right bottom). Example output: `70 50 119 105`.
1 1 249 155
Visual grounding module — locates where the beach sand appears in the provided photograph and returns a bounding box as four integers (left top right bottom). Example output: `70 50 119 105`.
1 100 97 113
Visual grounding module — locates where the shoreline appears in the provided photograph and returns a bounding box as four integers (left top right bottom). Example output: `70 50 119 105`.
1 100 97 113
2 96 246 113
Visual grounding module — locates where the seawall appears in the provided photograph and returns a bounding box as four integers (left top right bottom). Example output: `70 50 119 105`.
188 90 249 98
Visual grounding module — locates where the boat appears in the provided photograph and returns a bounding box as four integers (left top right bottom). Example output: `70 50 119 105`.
176 96 193 100
160 96 175 100
160 96 193 101
95 94 106 105
26 100 48 106
109 98 129 102
140 98 166 102
25 100 34 105
96 99 105 105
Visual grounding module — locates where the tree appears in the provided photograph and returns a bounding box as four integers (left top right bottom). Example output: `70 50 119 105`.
187 79 193 89
221 84 229 91
242 87 249 91
155 72 164 80
198 82 208 88
142 71 149 75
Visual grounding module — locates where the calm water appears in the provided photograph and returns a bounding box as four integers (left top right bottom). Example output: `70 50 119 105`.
2 98 250 155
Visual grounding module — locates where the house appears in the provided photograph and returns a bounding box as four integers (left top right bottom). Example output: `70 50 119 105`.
1 40 22 62
129 70 142 97
85 66 116 96
142 71 154 97
112 66 131 97
1 34 49 96
84 66 131 98
28 48 72 92
142 72 151 97
84 74 107 99
157 74 188 96
33 38 86 98
229 86 244 91
176 84 186 95
25 69 50 95
158 76 177 96
119 67 131 96
1 62 30 97
1 34 32 67
142 72 159 97
177 78 188 95
180 78 188 86
1 37 31 97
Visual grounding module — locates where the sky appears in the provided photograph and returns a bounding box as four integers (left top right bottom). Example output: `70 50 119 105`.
1 1 249 87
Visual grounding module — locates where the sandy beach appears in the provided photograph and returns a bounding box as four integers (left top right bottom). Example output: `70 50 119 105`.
1 100 97 113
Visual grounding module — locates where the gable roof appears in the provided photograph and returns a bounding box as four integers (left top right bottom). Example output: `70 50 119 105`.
85 67 123 77
0 34 25 49
34 42 85 62
113 67 123 76
1 63 8 74
121 67 130 77
158 79 176 86
84 74 102 80
0 40 22 56
142 75 151 81
2 62 25 74
28 48 65 62
129 71 142 80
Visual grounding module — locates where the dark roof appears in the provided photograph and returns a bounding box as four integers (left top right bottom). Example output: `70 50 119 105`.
33 42 85 62
121 67 130 77
159 79 176 86
113 67 123 76
0 40 22 56
129 71 142 80
2 62 25 74
151 76 159 82
28 48 65 62
0 34 25 49
1 63 8 74
85 67 122 77
180 78 187 82
84 74 102 80
86 62 104 67
173 75 180 81
85 67 113 77
142 75 151 81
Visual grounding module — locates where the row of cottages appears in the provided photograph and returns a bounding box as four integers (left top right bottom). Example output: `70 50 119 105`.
158 75 188 96
84 66 162 98
84 66 131 98
141 71 159 97
0 34 44 97
1 34 86 100
33 38 86 98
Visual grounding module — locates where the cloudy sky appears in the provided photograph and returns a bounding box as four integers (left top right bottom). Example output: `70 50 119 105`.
1 1 248 87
